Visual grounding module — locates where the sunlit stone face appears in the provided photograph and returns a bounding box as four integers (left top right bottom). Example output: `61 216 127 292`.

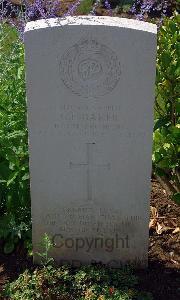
25 17 157 267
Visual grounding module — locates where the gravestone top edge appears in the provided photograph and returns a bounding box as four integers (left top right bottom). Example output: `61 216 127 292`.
25 16 157 34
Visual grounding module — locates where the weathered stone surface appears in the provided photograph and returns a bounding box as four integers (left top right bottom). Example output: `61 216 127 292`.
25 16 157 267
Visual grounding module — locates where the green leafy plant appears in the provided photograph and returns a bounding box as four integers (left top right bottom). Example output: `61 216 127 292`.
153 13 180 203
37 233 54 267
1 264 153 300
77 0 95 14
0 23 31 253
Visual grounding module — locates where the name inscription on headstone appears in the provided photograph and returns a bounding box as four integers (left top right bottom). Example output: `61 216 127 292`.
37 104 147 137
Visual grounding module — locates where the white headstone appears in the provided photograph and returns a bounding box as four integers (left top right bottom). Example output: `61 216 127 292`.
25 16 157 268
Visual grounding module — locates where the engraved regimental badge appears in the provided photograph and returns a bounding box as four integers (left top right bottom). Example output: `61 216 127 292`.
60 37 121 98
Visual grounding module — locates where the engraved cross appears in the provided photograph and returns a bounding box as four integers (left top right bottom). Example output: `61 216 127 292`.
70 143 110 201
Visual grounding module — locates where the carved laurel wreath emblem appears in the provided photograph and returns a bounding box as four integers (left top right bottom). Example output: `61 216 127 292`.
59 37 121 98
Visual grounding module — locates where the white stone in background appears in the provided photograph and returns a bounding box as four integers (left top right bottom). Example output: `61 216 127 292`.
25 16 157 268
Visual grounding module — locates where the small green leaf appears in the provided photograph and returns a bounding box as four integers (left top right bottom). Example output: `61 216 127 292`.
22 173 29 181
175 66 180 77
169 22 178 34
154 152 162 163
172 193 180 205
161 52 171 68
7 171 19 186
154 167 167 177
171 127 180 140
17 66 24 79
176 102 180 113
158 158 170 169
154 118 169 131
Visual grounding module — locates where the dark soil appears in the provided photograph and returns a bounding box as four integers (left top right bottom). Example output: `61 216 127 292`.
0 180 180 299
137 180 180 300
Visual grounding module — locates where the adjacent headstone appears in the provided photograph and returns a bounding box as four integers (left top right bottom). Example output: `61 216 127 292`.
25 16 157 267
